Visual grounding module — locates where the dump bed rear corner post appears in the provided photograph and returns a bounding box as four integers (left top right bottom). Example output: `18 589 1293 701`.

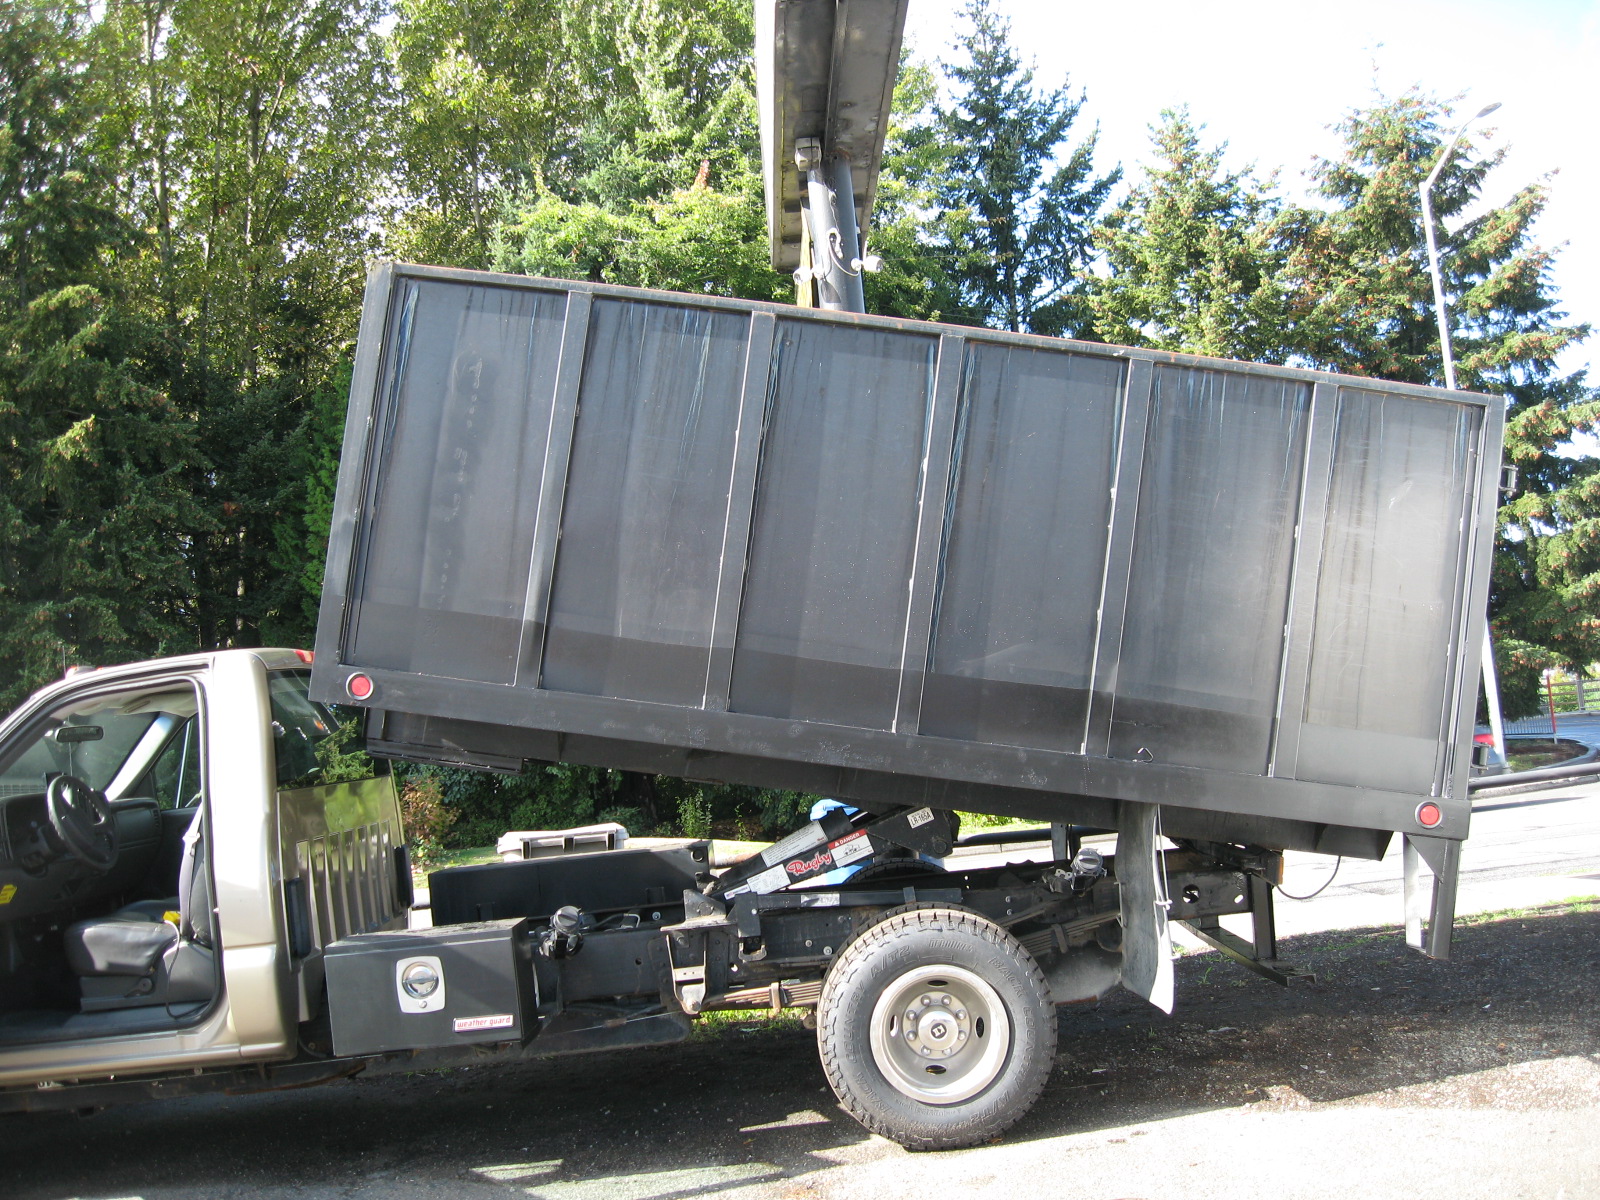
1403 833 1462 960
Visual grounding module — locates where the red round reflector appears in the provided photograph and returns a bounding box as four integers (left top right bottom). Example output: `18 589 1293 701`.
346 673 374 701
1416 802 1442 828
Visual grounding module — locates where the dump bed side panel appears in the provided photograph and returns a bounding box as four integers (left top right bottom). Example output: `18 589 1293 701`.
312 264 1503 843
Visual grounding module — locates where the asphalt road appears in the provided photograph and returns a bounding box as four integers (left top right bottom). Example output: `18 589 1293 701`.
947 776 1600 940
5 783 1597 1200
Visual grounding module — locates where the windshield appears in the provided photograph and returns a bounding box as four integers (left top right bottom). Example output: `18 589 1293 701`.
0 687 196 799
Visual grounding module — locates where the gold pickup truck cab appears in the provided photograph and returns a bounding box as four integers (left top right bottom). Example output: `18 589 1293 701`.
0 649 406 1105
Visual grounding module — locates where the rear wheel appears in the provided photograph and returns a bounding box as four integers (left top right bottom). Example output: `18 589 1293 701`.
816 905 1054 1150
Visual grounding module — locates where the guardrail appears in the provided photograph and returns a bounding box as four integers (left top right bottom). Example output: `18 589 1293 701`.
1500 675 1600 736
1468 750 1600 793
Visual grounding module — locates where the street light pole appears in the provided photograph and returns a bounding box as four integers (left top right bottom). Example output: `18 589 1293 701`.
1419 100 1507 762
1421 102 1500 389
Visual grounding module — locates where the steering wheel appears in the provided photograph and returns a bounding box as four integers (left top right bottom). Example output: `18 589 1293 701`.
46 774 120 872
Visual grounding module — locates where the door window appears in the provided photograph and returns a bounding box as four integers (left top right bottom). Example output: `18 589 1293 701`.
267 671 379 790
136 716 202 810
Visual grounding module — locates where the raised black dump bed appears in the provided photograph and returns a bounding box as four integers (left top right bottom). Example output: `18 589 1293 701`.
311 262 1502 861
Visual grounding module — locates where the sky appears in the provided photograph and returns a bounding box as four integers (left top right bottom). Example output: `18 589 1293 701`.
901 0 1599 386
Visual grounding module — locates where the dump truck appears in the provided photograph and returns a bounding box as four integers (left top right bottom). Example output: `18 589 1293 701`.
0 263 1501 1148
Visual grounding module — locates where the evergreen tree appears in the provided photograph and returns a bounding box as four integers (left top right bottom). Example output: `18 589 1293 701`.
265 362 353 647
923 0 1118 336
861 58 966 322
1494 375 1600 716
88 0 394 652
494 0 786 301
1280 93 1597 714
1090 109 1292 361
0 11 204 705
388 0 580 269
555 0 757 205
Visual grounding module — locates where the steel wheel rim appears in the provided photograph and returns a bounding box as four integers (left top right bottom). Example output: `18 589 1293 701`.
867 963 1011 1104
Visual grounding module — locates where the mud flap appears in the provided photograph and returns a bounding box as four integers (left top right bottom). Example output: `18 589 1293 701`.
1117 800 1174 1014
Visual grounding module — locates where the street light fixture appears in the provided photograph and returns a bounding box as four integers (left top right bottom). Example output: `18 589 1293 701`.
1418 100 1507 764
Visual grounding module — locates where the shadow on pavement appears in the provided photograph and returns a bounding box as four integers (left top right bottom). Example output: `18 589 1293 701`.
1011 900 1600 1144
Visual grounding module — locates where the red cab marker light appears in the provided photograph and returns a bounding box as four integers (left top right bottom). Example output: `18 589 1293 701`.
1416 802 1442 828
295 649 315 664
346 672 375 701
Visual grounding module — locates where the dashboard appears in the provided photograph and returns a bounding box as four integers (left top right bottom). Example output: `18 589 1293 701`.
0 793 163 924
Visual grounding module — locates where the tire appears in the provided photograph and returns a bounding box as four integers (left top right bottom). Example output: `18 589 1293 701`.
816 905 1055 1150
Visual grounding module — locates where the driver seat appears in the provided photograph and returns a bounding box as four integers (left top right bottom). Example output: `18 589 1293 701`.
63 810 216 1013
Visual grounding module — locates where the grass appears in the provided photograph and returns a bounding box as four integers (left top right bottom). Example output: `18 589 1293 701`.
957 811 1049 832
412 843 500 888
1504 738 1590 772
1454 895 1598 926
689 1008 808 1041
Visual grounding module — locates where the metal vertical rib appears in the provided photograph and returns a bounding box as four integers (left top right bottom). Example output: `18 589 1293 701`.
1084 358 1154 757
514 290 593 689
1269 380 1338 778
894 334 965 735
703 312 778 712
1438 398 1499 800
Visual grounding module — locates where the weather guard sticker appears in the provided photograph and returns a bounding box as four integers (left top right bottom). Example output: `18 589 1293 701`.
453 1013 515 1033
